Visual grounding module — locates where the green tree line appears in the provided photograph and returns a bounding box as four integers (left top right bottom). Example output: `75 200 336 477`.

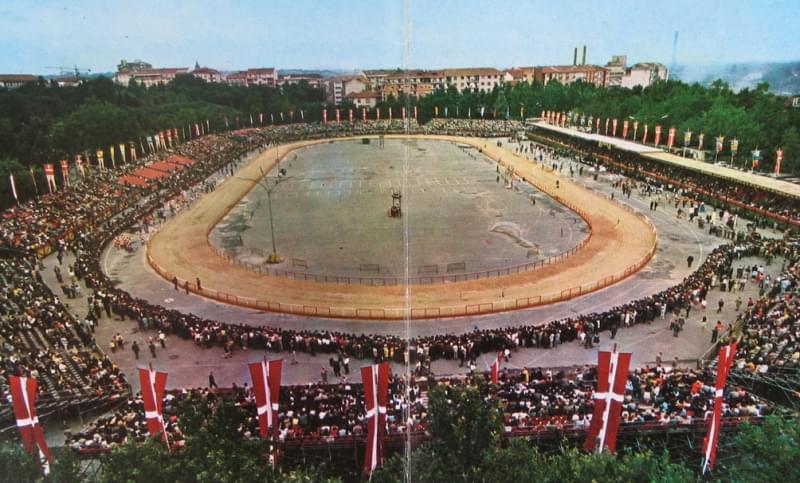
378 79 800 174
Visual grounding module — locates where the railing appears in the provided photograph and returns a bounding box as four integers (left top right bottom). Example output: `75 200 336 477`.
146 135 658 320
206 237 592 286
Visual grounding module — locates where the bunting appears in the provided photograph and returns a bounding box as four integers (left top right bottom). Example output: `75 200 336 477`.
96 149 105 171
9 174 18 202
775 148 784 175
60 159 69 187
43 163 57 193
75 155 85 177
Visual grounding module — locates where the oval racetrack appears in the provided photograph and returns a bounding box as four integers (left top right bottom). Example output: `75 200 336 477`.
147 135 657 320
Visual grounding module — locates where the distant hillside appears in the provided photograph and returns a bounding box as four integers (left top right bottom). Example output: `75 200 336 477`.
673 60 800 95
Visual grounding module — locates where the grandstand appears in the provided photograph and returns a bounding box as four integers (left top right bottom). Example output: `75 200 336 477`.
0 119 797 480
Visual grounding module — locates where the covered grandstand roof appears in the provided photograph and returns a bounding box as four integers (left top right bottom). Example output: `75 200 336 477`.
534 121 800 199
534 122 661 154
642 151 800 199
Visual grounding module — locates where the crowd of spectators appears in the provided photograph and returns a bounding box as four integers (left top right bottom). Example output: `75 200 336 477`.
732 242 800 383
0 254 128 423
1 119 797 432
65 361 773 453
530 127 800 225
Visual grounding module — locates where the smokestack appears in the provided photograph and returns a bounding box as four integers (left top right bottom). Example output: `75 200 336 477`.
582 45 587 65
573 47 578 66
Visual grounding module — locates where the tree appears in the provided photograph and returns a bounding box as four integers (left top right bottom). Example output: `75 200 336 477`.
0 444 44 483
719 416 800 483
779 127 800 173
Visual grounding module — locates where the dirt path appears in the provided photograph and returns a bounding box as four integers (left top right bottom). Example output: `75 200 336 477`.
147 135 656 319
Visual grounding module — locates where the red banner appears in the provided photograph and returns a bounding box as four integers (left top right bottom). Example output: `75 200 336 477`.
701 343 736 474
622 120 629 139
667 127 676 149
248 359 282 438
490 352 503 384
654 125 662 146
362 362 390 477
9 376 52 471
584 350 632 454
138 367 169 444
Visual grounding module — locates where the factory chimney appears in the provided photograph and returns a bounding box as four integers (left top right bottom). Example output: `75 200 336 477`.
573 47 578 66
582 45 587 65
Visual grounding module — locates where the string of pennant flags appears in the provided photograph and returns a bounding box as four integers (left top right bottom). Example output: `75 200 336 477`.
540 110 785 174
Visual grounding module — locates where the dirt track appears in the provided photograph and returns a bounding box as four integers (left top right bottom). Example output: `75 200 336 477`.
147 135 657 319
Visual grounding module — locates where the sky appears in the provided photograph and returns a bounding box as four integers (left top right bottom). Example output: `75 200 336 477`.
0 0 798 74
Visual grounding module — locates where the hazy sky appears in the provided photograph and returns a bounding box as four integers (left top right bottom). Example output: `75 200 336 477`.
1 0 798 74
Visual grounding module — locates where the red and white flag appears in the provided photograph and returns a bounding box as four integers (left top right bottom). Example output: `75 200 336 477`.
335 109 341 124
701 343 737 474
43 163 56 193
362 362 390 477
138 366 169 445
248 359 282 439
195 123 201 137
632 121 639 140
9 376 52 473
348 108 353 124
595 117 600 133
259 113 264 125
60 159 69 187
604 118 610 135
490 352 503 384
323 109 328 125
643 125 649 144
376 107 381 121
584 350 632 454
612 119 618 137
667 127 676 149
622 120 629 139
654 125 662 146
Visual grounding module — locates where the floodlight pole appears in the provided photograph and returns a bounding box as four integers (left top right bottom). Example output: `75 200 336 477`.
238 168 289 264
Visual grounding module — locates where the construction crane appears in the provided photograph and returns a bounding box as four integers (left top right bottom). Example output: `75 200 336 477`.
45 65 92 79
